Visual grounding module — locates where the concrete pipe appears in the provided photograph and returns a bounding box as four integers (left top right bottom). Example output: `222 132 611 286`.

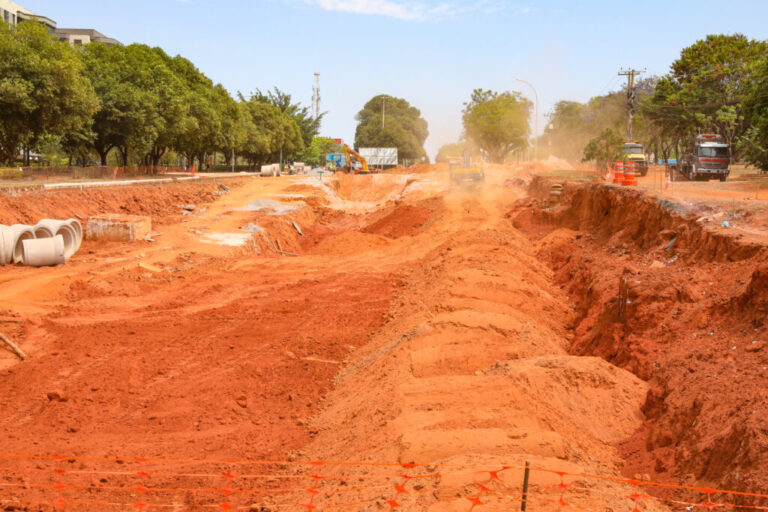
21 235 65 267
32 224 56 239
9 225 36 264
66 218 83 251
36 219 78 258
0 225 13 265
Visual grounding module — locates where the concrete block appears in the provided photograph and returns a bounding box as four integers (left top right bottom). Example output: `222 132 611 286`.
86 214 152 242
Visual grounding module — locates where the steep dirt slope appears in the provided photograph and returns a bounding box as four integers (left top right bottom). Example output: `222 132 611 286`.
510 179 768 502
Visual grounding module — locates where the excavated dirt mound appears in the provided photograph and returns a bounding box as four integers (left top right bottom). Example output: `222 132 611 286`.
311 231 392 255
362 199 441 238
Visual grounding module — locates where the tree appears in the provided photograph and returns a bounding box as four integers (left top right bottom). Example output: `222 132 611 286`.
252 88 321 154
80 43 177 165
651 34 768 157
0 21 97 164
237 96 303 167
354 95 428 162
462 89 530 163
297 137 341 167
738 58 768 172
582 128 623 171
435 142 466 163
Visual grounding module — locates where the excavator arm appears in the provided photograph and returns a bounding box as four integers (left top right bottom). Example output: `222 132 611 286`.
343 144 369 174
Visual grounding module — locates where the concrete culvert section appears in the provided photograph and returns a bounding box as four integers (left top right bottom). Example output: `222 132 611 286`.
21 235 65 267
37 219 78 258
0 225 13 264
9 225 36 264
32 224 56 239
67 218 83 251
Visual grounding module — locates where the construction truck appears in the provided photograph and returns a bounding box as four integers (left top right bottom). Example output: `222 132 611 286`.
678 134 730 182
622 141 649 177
448 154 485 185
342 145 370 174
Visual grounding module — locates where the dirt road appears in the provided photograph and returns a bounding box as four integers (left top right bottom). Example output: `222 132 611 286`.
0 167 766 511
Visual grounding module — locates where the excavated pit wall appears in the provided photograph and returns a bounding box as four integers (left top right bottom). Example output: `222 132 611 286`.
512 178 768 501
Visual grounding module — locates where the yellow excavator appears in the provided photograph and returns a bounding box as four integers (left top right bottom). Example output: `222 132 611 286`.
342 144 370 174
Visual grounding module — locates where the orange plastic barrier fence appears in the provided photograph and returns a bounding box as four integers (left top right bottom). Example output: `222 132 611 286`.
0 454 766 511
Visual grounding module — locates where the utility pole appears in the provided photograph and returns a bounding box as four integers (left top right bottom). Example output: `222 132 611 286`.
619 68 645 139
312 72 321 122
382 97 385 130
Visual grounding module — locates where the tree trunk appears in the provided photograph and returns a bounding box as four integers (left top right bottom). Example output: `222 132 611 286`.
118 147 129 167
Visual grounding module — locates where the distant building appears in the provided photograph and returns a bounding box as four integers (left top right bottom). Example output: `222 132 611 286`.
0 0 57 32
56 28 120 47
1 2 119 47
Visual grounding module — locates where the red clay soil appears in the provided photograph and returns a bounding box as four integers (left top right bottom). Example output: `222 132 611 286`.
0 269 393 461
0 179 396 466
4 170 768 511
362 199 441 238
509 179 768 502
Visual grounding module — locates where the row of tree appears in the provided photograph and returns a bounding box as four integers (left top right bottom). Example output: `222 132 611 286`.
547 34 768 171
0 21 322 168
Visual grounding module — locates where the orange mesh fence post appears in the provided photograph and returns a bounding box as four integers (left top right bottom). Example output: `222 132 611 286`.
521 460 531 512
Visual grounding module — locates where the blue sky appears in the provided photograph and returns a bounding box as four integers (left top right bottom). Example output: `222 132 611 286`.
19 0 768 159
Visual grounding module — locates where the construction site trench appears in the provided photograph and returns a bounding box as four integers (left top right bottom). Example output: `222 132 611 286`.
0 166 767 511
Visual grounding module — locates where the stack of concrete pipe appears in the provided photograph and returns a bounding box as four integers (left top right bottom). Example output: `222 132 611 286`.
0 218 82 267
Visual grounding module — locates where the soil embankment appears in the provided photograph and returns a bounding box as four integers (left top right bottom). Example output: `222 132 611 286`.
511 178 768 500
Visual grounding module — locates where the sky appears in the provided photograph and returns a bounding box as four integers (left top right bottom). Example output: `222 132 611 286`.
18 0 768 160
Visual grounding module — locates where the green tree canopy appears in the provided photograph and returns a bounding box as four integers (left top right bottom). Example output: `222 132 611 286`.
237 96 303 166
582 128 623 170
738 58 768 171
0 21 97 164
435 142 466 163
297 137 342 167
648 34 768 154
80 43 176 165
462 89 530 163
354 94 428 162
252 87 321 153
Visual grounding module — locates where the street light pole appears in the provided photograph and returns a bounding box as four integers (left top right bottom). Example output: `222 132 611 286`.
516 78 538 162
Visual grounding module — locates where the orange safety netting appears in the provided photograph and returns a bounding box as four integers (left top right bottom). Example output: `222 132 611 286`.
0 454 766 511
